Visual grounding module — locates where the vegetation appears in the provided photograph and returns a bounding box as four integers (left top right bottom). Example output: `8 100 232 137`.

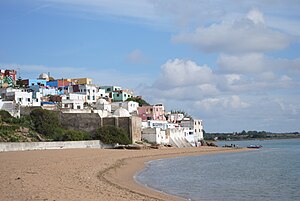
204 130 300 141
126 97 150 106
30 108 61 137
93 125 131 145
1 109 131 144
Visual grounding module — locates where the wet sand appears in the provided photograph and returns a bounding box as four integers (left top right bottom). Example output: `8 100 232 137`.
0 147 247 201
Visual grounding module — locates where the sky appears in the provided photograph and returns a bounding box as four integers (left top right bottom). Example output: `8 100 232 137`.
1 0 300 133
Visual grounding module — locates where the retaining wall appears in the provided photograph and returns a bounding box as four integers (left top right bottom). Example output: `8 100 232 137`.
0 140 101 152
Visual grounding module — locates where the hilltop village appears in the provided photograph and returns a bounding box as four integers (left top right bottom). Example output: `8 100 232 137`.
0 69 204 147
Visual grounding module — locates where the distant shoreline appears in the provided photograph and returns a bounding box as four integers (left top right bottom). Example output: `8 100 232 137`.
0 147 248 201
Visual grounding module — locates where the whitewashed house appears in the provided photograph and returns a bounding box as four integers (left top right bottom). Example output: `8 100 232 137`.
61 93 85 110
1 88 41 107
112 101 139 114
142 127 168 145
180 118 204 145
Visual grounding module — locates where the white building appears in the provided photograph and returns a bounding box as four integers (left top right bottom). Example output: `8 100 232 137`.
1 88 41 107
61 93 85 110
95 98 111 112
167 112 185 123
142 128 168 145
68 84 106 104
180 118 204 144
113 107 131 117
111 101 139 114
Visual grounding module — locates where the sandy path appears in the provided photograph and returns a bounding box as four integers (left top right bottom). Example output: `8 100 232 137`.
0 147 246 201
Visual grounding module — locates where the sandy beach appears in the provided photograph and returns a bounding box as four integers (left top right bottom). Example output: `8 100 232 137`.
0 147 247 201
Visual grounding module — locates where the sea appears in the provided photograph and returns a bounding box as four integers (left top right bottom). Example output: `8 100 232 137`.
135 138 300 201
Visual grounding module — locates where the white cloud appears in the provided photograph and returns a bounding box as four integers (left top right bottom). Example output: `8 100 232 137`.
126 49 149 64
246 8 265 24
172 13 291 53
154 59 214 89
217 53 267 73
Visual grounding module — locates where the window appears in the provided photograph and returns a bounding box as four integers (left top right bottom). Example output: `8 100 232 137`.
66 96 70 100
18 98 22 102
77 105 81 109
84 89 86 92
117 94 119 97
107 88 111 91
27 98 30 102
36 99 39 102
93 90 95 93
195 129 197 132
92 96 95 100
88 89 90 93
64 104 68 108
87 96 90 100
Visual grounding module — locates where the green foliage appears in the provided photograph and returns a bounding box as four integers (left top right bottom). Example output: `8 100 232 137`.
60 130 91 141
93 125 131 145
30 108 61 137
0 110 12 122
126 97 150 107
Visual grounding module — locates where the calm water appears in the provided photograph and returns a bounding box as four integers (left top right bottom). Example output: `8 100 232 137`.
135 139 300 201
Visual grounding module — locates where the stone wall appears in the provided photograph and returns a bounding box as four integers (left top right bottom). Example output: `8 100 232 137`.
59 113 142 143
60 113 101 132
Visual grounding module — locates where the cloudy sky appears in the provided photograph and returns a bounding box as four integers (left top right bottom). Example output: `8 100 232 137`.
1 0 300 132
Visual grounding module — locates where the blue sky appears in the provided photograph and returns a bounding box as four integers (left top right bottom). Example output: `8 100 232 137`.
1 0 300 132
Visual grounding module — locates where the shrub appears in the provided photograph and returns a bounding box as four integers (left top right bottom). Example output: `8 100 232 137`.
30 108 61 137
61 130 91 141
0 110 12 122
93 125 131 145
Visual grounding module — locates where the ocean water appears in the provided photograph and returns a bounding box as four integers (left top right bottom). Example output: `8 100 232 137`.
135 139 300 201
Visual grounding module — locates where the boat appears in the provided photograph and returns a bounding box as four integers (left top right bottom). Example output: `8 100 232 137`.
247 145 262 149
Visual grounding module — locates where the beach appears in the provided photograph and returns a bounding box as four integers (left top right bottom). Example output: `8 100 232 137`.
0 147 246 201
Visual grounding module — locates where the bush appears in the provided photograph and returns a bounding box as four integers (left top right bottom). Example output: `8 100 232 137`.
30 108 61 137
61 130 91 141
93 125 131 145
0 110 12 122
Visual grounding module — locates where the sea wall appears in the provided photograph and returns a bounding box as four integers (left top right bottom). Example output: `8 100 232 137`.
0 140 101 152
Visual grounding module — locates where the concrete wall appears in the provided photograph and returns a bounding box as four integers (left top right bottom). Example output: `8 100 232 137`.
0 140 101 152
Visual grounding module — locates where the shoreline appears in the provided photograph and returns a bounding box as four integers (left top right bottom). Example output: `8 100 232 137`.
98 147 248 201
0 147 248 201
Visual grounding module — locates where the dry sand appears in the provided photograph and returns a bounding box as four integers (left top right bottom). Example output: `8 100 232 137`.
0 147 247 201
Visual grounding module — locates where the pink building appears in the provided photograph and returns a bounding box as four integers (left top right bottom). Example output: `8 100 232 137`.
138 104 166 121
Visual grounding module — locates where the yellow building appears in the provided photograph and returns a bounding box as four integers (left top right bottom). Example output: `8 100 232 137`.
67 78 92 85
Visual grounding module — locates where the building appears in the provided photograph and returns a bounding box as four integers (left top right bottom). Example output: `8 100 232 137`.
47 79 70 88
67 78 92 85
61 93 85 110
138 104 166 121
69 84 104 104
112 89 133 102
180 118 204 144
111 101 138 114
18 79 47 87
95 98 112 112
0 69 17 88
166 112 185 123
1 88 41 107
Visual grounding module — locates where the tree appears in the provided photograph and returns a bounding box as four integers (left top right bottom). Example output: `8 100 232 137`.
93 125 131 145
